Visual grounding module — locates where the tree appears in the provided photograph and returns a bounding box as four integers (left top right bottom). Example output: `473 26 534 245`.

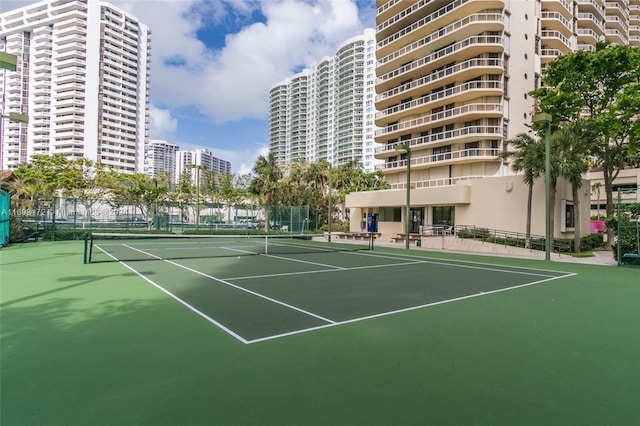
249 153 282 231
218 173 245 223
591 182 603 219
169 171 195 223
553 121 595 252
531 43 640 247
108 173 167 230
502 133 542 248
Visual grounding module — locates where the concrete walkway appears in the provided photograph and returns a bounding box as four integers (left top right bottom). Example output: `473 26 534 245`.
376 236 618 266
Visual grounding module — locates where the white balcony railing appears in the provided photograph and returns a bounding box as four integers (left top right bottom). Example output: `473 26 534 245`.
376 103 503 137
378 36 503 85
378 13 503 66
376 126 502 155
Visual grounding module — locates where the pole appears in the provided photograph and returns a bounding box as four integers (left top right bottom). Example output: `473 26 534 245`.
328 163 332 242
196 167 200 230
617 188 621 266
544 120 551 261
405 148 411 250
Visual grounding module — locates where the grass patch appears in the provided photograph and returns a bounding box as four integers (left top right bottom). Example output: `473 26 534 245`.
568 252 595 258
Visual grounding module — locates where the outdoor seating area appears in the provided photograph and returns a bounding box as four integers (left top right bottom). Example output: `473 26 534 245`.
334 232 380 241
392 233 422 244
419 225 455 236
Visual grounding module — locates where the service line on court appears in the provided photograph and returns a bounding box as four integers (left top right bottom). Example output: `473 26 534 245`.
350 250 574 278
122 244 337 327
96 245 250 344
225 250 569 281
246 272 576 345
110 244 576 345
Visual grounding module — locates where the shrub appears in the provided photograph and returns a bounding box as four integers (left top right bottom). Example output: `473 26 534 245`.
580 233 605 252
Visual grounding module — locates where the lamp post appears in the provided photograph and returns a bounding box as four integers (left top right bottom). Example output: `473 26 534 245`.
533 112 552 261
396 143 412 249
328 162 332 242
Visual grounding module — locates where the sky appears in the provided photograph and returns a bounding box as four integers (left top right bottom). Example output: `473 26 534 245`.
1 0 376 173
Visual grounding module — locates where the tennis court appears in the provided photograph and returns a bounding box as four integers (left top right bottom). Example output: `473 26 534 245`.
87 233 574 344
2 238 639 425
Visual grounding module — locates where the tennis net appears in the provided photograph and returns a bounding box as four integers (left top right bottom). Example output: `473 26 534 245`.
84 232 374 263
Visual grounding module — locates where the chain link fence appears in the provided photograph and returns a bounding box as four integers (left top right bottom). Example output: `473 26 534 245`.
8 196 313 242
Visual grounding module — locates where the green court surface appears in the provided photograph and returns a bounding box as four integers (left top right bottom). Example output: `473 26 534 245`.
1 241 639 425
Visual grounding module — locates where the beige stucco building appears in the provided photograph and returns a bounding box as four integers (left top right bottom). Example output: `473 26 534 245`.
346 0 638 241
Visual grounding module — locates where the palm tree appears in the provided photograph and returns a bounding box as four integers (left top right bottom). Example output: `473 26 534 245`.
554 121 595 252
502 133 543 248
249 153 282 232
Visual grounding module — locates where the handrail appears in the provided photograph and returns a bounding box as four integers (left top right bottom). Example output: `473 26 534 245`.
450 225 574 253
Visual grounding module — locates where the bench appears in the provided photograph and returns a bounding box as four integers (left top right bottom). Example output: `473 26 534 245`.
335 232 379 241
392 234 422 243
622 253 640 259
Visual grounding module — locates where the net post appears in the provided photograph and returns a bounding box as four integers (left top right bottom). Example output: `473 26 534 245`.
83 234 89 264
265 234 268 255
88 233 94 264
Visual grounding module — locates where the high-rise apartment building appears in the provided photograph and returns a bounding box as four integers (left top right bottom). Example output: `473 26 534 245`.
176 148 231 187
269 29 381 172
346 0 637 238
0 0 151 172
145 139 177 181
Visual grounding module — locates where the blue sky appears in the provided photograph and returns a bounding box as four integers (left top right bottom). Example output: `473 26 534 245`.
2 0 376 173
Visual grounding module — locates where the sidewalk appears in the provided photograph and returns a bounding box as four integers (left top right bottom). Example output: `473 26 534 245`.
376 237 618 266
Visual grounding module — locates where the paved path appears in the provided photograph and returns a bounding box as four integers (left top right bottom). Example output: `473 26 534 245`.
376 239 618 266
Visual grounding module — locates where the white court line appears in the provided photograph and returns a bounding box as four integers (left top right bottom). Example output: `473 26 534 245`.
95 245 249 344
226 260 435 281
349 250 573 278
103 243 576 345
225 253 564 281
121 244 337 325
246 272 576 344
257 253 346 270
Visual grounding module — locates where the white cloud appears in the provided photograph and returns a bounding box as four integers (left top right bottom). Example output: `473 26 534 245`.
3 0 370 173
149 106 178 139
112 0 365 124
236 145 270 175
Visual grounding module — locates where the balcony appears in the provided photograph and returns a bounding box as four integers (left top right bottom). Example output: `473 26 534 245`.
377 13 504 74
377 147 501 172
541 11 574 35
577 28 603 44
576 12 606 32
376 81 503 123
605 1 629 19
540 30 574 51
375 125 503 158
606 28 628 44
377 35 504 92
577 44 597 51
377 0 502 56
376 0 408 24
542 0 574 18
540 48 565 59
576 0 606 19
606 15 629 33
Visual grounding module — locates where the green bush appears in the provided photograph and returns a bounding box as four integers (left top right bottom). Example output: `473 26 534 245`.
580 233 605 252
456 227 491 239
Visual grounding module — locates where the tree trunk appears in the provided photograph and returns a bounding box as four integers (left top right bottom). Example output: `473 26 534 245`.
264 193 271 233
526 184 533 249
603 162 615 249
573 184 581 253
549 183 557 252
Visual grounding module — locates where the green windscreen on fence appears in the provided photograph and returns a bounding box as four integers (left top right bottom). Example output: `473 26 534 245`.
0 190 10 246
